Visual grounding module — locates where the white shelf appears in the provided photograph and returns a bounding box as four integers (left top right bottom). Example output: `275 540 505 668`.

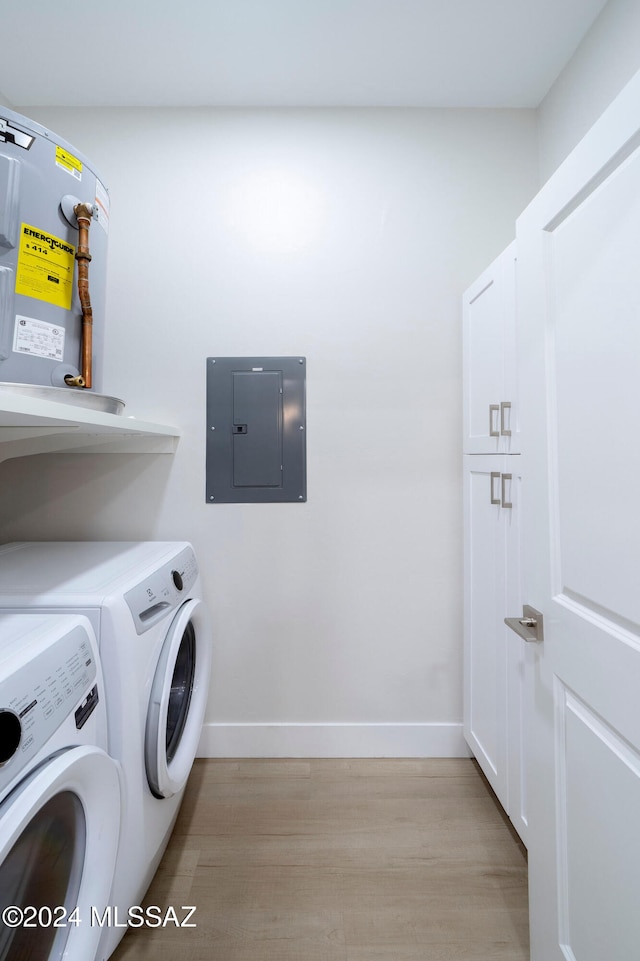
0 393 180 463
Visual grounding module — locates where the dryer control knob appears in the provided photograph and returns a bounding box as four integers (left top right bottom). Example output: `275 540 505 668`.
0 710 21 764
172 569 184 591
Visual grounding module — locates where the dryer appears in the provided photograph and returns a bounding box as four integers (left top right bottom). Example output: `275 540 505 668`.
0 542 212 961
0 612 121 961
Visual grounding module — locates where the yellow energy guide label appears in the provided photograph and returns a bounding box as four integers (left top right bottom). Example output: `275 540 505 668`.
15 224 75 310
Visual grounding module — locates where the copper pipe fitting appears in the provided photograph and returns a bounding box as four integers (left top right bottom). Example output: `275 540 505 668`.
65 202 94 390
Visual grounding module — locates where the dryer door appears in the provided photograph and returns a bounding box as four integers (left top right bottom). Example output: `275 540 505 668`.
0 745 120 961
145 598 212 799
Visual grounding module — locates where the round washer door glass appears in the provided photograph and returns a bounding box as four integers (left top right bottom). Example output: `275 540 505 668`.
145 598 212 799
0 791 84 961
0 746 120 961
166 620 196 764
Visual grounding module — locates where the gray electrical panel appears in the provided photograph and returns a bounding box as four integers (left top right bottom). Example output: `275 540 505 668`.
206 356 306 503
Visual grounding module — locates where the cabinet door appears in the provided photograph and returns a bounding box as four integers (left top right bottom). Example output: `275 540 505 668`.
463 243 518 453
463 454 525 838
503 461 528 846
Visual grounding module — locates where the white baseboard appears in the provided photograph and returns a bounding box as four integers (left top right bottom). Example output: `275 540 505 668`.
197 722 470 758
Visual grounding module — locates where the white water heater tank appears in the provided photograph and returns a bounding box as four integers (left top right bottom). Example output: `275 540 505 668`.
0 108 109 393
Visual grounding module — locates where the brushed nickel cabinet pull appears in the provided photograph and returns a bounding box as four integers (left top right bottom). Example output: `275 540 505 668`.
500 401 512 436
489 404 500 437
501 473 513 509
490 472 501 505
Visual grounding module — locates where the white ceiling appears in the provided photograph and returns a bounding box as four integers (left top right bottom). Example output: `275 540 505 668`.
0 0 608 109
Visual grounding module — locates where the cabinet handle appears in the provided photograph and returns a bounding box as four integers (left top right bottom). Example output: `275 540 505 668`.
489 404 500 437
500 401 512 436
501 473 513 509
490 472 501 505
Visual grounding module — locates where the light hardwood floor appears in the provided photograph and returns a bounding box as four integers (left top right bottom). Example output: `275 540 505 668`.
110 758 529 961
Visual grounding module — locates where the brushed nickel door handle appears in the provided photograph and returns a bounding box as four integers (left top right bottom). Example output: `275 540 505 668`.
505 605 544 643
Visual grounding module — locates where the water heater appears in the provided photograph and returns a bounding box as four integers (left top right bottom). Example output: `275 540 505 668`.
0 108 109 394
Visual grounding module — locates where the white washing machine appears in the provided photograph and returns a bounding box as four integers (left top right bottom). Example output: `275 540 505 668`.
0 542 212 961
0 612 121 961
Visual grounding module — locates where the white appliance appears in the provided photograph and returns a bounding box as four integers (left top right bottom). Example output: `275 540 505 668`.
0 542 212 961
0 612 121 961
0 106 110 394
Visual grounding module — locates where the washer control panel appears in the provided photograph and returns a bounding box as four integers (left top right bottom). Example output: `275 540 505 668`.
0 625 98 791
124 546 198 635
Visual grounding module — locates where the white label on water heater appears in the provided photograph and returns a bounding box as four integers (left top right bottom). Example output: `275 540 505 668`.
94 179 110 235
13 315 65 361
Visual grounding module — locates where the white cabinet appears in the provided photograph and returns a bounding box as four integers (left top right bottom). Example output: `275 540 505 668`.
462 244 527 845
463 242 519 454
463 454 527 842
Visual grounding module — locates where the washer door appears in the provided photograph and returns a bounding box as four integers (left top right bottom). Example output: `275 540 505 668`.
0 746 120 961
145 598 212 799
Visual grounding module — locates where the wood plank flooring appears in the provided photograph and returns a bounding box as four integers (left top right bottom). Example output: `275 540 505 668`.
110 758 529 961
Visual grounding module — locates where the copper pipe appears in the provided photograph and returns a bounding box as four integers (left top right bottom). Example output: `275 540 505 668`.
64 202 94 389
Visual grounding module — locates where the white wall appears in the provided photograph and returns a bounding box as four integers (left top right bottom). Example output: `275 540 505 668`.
538 0 640 180
0 107 538 756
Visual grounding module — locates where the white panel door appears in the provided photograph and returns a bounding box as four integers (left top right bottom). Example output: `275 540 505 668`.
463 243 518 453
516 69 640 961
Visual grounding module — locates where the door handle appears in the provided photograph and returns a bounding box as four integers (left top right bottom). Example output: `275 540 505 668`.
505 605 544 643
